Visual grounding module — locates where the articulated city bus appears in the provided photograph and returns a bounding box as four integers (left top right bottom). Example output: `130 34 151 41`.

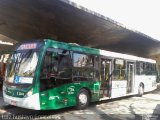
3 39 157 110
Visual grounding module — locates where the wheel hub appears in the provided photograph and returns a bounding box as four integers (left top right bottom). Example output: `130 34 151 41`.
79 93 87 105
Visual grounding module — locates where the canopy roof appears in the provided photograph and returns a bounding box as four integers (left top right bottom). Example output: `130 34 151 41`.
0 0 160 57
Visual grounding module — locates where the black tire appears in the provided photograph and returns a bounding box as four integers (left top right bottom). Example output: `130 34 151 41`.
76 89 90 110
138 83 144 97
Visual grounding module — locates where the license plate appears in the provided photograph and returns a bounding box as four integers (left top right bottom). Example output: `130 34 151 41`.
11 101 17 106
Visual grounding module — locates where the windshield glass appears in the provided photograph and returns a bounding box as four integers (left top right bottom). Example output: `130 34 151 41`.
5 50 39 85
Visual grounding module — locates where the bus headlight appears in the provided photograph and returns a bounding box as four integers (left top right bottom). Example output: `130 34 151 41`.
25 89 33 97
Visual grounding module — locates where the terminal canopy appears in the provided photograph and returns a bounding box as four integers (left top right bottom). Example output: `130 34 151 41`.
0 0 160 57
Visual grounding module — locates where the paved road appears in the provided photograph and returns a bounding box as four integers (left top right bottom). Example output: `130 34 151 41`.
0 90 160 120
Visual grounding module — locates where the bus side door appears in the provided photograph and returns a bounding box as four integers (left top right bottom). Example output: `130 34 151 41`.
100 58 112 98
127 62 135 93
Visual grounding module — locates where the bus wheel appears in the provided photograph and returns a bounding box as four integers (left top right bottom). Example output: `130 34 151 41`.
76 89 90 110
138 83 144 97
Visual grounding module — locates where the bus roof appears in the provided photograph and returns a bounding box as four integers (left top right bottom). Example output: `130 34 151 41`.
100 50 156 63
45 39 156 64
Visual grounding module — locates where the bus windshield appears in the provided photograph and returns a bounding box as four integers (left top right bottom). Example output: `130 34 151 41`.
5 50 39 86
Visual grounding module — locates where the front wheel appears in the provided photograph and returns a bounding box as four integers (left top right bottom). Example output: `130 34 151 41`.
76 89 90 110
138 83 144 97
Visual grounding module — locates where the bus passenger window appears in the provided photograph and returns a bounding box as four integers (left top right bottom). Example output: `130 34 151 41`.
94 56 100 80
73 53 94 81
136 62 140 75
152 64 157 75
113 59 126 80
145 63 157 75
139 62 145 75
146 63 151 75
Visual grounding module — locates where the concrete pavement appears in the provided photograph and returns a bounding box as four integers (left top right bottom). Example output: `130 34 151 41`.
0 90 160 120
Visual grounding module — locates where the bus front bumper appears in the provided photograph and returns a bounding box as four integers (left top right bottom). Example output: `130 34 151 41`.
3 92 40 110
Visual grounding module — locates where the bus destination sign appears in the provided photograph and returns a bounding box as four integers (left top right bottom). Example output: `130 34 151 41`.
17 43 37 50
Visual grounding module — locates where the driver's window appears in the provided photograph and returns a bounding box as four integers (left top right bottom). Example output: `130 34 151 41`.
40 48 72 92
41 49 58 79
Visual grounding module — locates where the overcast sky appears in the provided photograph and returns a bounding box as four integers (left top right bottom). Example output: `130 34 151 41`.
71 0 160 41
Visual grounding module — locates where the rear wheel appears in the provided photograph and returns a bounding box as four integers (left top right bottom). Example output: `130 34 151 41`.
76 89 90 110
138 83 144 97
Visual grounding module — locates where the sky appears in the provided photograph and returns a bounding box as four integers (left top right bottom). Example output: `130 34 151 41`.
71 0 160 41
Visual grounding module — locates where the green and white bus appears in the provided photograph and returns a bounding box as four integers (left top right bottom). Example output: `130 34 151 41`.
3 39 157 110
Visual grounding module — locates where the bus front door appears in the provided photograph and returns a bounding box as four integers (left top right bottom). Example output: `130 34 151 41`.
100 59 112 98
127 63 134 93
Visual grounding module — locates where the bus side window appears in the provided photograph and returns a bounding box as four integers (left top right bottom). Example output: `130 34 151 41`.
136 61 145 75
56 50 72 86
113 59 126 80
40 48 72 92
136 61 140 75
145 63 151 75
94 56 100 80
152 64 157 75
40 49 58 91
58 51 72 78
73 53 94 81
